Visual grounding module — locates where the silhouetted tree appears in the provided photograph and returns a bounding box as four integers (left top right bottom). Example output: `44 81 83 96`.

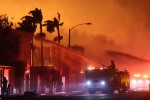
18 16 37 33
29 8 46 37
0 14 13 32
18 8 45 37
0 14 20 64
44 13 64 43
19 8 64 41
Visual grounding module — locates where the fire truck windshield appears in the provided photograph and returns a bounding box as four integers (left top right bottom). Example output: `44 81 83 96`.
85 69 109 80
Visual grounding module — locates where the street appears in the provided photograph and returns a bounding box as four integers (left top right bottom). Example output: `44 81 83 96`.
3 91 150 100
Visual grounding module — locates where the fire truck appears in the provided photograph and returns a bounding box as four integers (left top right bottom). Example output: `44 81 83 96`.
85 61 130 94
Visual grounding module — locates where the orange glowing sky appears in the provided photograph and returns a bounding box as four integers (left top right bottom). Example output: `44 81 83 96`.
1 0 150 69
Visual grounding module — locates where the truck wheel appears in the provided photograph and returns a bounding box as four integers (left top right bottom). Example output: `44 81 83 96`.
89 89 96 94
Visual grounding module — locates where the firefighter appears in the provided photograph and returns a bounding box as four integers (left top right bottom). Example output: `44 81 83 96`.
2 77 8 96
111 60 115 70
6 84 11 96
56 77 63 92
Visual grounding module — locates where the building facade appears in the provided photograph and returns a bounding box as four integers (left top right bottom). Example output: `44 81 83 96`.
1 30 103 95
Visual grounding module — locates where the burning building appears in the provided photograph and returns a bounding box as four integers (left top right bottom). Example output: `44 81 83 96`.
0 30 103 95
1 30 150 95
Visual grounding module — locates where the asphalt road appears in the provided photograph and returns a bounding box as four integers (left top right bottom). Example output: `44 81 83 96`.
3 91 150 100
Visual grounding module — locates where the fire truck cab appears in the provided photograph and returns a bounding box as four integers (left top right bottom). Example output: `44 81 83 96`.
85 66 130 94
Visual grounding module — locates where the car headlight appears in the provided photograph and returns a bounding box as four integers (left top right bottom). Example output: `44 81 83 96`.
86 81 91 85
100 80 105 85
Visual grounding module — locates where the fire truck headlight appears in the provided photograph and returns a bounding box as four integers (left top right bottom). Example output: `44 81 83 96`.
86 81 91 85
100 80 105 85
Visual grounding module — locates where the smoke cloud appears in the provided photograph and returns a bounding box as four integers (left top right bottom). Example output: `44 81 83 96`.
1 0 150 74
66 0 150 74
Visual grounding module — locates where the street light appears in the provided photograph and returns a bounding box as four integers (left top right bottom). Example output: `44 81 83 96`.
67 22 91 91
68 22 92 47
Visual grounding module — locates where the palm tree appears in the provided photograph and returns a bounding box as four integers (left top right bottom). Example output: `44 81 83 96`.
18 8 43 36
44 13 64 43
18 8 45 92
28 8 45 68
29 8 45 38
44 13 64 92
18 16 37 33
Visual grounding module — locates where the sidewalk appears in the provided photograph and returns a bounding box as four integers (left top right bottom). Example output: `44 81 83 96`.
0 89 88 99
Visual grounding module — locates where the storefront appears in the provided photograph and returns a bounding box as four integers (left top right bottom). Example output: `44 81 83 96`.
0 65 14 95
